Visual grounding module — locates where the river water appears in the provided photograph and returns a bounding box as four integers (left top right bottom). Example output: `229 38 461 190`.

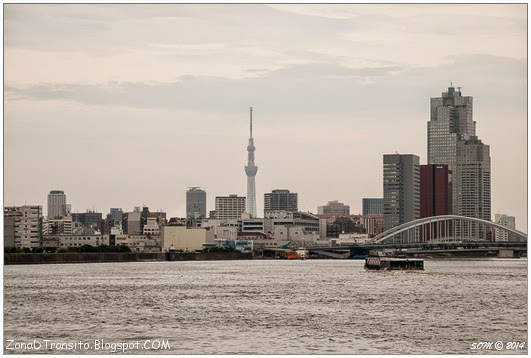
3 259 528 354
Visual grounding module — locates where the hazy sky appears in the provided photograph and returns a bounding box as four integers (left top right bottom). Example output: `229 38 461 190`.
4 4 527 230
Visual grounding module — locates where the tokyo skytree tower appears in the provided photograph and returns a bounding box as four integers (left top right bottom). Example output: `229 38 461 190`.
244 107 258 218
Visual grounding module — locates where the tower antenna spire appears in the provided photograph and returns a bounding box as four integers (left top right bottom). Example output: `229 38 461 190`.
250 106 253 139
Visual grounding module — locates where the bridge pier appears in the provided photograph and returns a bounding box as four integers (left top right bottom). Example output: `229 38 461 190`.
498 249 514 258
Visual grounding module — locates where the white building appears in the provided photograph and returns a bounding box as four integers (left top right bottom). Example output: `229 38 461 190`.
4 205 42 248
494 214 516 241
58 235 104 248
143 217 160 236
318 200 350 216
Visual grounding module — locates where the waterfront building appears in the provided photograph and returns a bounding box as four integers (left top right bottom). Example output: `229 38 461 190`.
264 189 298 215
420 164 451 218
383 154 420 230
113 234 161 253
47 190 67 219
318 200 350 216
161 226 214 252
494 214 516 241
362 198 384 215
238 216 265 232
215 194 246 221
325 216 366 238
143 217 160 236
4 206 42 248
244 107 258 218
455 136 491 221
264 210 319 235
186 187 207 219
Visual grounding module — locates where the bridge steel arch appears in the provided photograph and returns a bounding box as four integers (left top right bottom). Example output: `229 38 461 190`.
371 215 527 245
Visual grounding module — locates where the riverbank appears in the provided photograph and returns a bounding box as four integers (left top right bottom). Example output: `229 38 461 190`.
4 251 253 265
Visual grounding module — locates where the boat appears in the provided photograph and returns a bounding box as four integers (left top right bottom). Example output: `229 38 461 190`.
364 255 424 271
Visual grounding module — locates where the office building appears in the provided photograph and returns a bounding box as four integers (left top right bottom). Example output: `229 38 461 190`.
455 136 491 221
122 211 142 235
420 164 451 218
215 195 246 220
186 187 207 219
43 216 73 236
362 198 384 215
4 205 42 248
244 107 258 218
72 210 103 228
264 190 298 214
383 154 420 230
428 85 492 219
318 200 350 216
47 190 67 219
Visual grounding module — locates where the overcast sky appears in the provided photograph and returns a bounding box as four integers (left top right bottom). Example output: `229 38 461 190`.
4 4 527 230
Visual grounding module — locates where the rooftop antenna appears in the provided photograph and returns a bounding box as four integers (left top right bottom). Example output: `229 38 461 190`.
249 106 253 139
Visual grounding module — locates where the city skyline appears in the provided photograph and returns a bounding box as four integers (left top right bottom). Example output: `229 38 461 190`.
4 4 527 230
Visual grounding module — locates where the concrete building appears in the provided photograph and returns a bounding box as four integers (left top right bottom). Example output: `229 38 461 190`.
244 107 258 218
43 216 73 236
122 211 142 235
72 210 102 229
318 200 350 216
47 190 67 219
264 189 298 214
215 194 246 221
420 164 451 218
57 234 104 248
4 206 42 248
494 214 516 241
264 210 320 235
455 136 491 221
362 198 384 215
161 226 213 252
143 217 160 236
383 154 420 230
113 234 161 253
238 217 265 232
186 187 207 219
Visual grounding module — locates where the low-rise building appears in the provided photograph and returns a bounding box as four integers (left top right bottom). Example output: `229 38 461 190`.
143 217 160 236
161 225 214 252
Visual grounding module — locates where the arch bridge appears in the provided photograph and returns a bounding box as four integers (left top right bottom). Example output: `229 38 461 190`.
371 215 527 245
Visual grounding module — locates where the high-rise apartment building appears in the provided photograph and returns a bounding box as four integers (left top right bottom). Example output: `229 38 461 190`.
186 187 207 219
383 154 420 230
4 205 42 248
264 190 298 214
420 164 451 218
215 194 246 220
494 214 516 241
318 200 350 216
362 198 384 215
47 190 67 219
456 136 491 221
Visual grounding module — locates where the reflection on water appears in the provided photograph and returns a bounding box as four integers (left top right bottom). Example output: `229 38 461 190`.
4 259 528 354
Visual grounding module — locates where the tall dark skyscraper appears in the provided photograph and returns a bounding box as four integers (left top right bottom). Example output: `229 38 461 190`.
420 164 451 218
383 154 420 230
186 187 207 219
427 85 491 220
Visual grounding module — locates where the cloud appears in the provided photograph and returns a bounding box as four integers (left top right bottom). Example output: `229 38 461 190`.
5 55 524 118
